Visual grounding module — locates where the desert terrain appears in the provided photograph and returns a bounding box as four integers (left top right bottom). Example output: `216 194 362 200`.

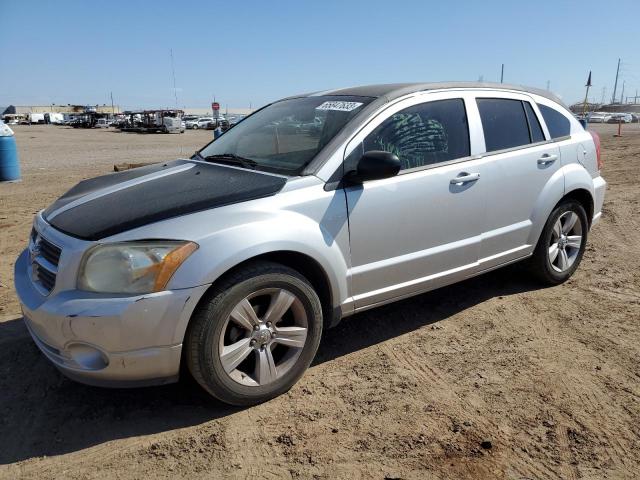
0 123 638 479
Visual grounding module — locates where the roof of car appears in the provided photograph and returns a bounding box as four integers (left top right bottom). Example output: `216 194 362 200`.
300 82 566 108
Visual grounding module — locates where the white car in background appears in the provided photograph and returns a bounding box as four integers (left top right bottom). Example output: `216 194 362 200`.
588 112 611 123
183 116 199 129
190 117 214 130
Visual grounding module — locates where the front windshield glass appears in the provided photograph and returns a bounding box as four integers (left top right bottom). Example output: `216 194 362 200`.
198 95 373 174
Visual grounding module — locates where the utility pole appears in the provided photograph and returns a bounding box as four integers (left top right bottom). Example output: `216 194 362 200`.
170 49 178 109
612 58 621 103
601 86 606 105
110 92 115 114
500 64 504 83
620 81 625 104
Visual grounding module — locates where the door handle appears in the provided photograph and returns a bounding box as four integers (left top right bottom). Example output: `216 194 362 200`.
537 154 558 165
450 172 480 185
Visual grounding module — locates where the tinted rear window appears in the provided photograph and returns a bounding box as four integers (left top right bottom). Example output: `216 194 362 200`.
476 98 531 152
524 102 545 143
538 104 571 139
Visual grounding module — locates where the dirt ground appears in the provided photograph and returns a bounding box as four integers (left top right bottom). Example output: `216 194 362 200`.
0 123 639 479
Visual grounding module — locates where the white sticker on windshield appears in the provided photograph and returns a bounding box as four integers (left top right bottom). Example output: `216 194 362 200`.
315 101 363 112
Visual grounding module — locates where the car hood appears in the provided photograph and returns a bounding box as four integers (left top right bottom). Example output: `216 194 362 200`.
43 159 287 240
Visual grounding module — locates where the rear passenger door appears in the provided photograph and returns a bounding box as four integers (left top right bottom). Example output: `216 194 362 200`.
472 94 562 269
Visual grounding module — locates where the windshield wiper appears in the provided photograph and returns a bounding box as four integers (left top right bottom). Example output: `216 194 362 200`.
203 153 259 170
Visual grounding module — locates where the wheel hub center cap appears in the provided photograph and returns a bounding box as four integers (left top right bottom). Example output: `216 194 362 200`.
253 327 272 346
559 235 568 249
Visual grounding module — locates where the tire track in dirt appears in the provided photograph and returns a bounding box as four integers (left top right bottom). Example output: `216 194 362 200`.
379 341 564 480
567 377 635 475
555 423 578 480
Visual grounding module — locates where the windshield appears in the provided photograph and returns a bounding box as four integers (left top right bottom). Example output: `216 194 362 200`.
198 95 373 174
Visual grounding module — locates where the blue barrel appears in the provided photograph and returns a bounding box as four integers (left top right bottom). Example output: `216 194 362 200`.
0 135 21 181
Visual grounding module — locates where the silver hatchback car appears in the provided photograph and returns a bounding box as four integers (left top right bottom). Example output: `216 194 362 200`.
15 83 606 405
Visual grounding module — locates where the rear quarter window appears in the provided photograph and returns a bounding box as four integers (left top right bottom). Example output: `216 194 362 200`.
538 104 571 139
523 102 545 143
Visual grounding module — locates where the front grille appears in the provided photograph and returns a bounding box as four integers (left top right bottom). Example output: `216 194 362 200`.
30 228 62 294
39 237 62 265
34 262 56 291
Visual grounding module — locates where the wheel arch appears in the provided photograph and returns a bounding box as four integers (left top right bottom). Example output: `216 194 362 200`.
528 164 596 247
176 249 340 348
561 188 594 228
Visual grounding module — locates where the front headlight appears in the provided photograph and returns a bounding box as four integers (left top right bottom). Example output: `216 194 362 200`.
78 241 198 294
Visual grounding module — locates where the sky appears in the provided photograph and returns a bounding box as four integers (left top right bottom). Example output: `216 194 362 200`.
1 0 639 110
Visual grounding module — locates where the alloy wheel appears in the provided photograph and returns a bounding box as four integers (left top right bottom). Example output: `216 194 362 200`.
548 211 583 272
218 288 308 386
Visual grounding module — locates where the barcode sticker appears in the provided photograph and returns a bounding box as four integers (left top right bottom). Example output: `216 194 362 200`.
315 101 363 112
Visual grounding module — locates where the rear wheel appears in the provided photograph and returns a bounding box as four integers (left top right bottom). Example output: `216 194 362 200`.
529 200 588 285
185 262 323 406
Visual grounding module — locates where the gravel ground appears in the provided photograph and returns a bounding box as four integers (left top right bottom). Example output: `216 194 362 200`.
0 123 639 479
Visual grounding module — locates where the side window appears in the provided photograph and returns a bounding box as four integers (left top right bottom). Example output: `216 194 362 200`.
361 98 470 171
476 98 531 152
538 104 571 139
523 102 545 143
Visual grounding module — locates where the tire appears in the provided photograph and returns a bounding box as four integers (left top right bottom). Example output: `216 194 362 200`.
528 199 589 285
184 261 323 406
192 125 198 130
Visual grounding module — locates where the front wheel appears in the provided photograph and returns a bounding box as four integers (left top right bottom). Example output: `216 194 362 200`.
528 200 588 285
184 262 323 406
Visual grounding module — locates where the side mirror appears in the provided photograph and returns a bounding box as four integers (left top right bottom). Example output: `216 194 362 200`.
347 150 400 183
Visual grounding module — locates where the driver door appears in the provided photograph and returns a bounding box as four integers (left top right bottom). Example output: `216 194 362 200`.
344 94 488 309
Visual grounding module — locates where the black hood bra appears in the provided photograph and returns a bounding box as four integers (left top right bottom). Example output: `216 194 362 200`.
44 160 287 241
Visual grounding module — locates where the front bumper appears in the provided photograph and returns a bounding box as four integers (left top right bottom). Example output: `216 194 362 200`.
15 248 209 387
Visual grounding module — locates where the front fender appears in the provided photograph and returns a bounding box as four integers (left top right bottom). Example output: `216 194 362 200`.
177 210 348 292
167 209 350 344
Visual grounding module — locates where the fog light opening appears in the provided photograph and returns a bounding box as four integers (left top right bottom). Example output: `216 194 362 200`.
67 343 109 370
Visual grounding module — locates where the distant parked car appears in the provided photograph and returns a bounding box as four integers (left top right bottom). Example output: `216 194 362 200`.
228 115 247 127
206 118 229 130
183 116 199 129
587 112 611 123
190 117 214 130
607 113 632 124
94 118 110 128
630 113 640 123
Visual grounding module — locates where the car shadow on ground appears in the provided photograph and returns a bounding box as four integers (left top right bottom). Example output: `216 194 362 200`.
0 264 541 465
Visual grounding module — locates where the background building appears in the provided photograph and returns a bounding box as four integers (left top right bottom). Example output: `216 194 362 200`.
2 104 122 115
